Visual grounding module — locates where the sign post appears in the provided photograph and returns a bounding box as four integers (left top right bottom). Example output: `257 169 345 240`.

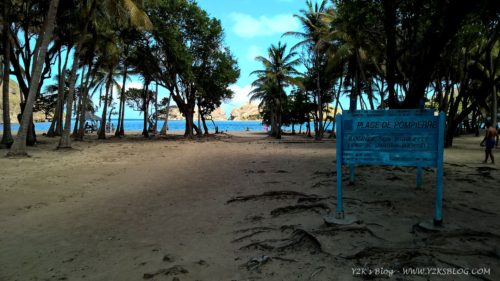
335 110 445 225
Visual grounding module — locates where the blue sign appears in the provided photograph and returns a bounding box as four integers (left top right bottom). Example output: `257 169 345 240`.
335 110 445 225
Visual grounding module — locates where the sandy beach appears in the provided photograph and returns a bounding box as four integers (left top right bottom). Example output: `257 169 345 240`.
0 132 499 281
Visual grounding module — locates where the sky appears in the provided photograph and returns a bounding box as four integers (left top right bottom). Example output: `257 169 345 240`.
196 0 304 117
125 0 306 118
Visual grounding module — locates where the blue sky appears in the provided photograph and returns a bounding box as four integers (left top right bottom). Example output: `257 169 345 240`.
197 0 304 116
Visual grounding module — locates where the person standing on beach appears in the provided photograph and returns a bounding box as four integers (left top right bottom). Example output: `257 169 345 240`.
480 120 499 164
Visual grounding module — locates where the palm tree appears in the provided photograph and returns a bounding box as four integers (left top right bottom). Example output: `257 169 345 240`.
7 0 61 156
58 0 151 147
320 2 381 113
129 37 160 138
284 0 331 139
1 0 13 147
46 49 72 137
96 40 121 140
251 42 300 139
250 76 280 136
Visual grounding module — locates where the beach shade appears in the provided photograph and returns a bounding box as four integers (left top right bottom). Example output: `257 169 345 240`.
85 112 101 121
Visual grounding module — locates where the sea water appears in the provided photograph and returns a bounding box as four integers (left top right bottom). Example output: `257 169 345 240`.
1 119 332 133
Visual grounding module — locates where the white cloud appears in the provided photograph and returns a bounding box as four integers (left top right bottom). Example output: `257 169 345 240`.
229 13 299 38
227 84 255 107
247 45 264 61
126 81 144 91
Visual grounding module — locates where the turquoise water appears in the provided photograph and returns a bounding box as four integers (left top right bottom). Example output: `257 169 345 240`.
1 119 334 133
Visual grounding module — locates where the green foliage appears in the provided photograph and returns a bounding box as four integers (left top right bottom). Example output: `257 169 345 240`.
125 87 155 112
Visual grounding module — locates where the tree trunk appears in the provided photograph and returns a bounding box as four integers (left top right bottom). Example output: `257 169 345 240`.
1 9 13 147
54 56 67 137
201 114 209 135
196 99 203 136
306 114 312 138
153 82 158 132
316 51 323 140
367 80 375 110
184 107 195 138
349 63 359 111
383 0 398 108
72 67 85 137
8 0 60 156
276 110 282 139
490 50 497 126
332 76 343 127
115 89 123 136
142 83 149 138
47 48 69 137
72 94 81 136
72 65 88 137
118 91 126 136
197 110 201 136
58 49 83 148
98 73 112 140
160 94 171 135
76 62 93 140
116 55 128 137
270 109 277 137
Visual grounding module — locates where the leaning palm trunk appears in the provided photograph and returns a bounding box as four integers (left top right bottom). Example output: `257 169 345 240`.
72 93 82 137
53 52 68 137
7 0 60 156
490 50 497 125
119 96 126 135
115 94 123 136
1 7 14 147
142 83 149 138
71 66 87 136
58 46 83 148
76 63 93 140
98 74 112 140
332 74 343 130
115 62 128 137
47 49 70 137
153 83 158 132
60 0 96 146
159 94 171 135
316 53 323 140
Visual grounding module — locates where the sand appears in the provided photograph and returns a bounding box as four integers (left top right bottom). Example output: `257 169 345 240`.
0 132 499 281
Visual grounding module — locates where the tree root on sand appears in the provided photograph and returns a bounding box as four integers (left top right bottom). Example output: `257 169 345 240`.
240 229 324 254
234 226 276 234
241 255 297 272
297 196 395 210
143 265 189 279
232 230 270 243
313 225 386 241
227 191 318 204
270 203 330 217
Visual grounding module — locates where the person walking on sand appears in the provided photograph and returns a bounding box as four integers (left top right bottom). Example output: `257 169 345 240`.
480 120 499 164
